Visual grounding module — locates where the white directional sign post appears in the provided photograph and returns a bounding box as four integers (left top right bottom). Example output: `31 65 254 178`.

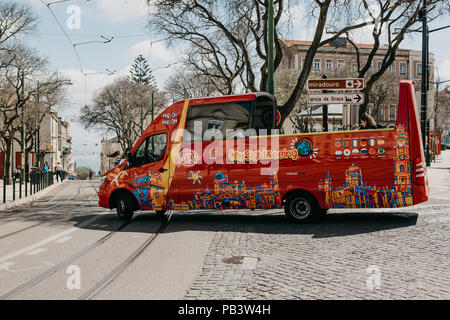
307 77 366 130
307 78 365 91
307 93 365 105
307 78 366 105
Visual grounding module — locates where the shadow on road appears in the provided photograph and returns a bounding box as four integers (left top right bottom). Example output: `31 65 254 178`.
69 209 419 239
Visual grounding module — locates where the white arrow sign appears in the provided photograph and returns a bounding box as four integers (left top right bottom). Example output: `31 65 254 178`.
307 93 365 105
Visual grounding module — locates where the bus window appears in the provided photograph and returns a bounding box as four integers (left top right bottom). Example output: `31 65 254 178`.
134 139 147 166
132 133 167 166
184 101 251 142
146 133 167 163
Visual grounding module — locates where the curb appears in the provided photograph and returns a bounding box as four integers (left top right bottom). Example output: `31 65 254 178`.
0 180 67 212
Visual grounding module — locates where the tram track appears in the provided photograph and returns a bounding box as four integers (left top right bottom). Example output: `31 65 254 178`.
0 211 141 300
78 210 173 300
0 208 172 300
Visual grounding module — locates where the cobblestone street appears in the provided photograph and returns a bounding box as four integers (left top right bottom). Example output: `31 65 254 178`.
185 153 450 300
185 203 449 299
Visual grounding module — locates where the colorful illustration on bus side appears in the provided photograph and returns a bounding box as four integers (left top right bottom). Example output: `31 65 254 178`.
318 124 413 208
290 137 319 159
185 171 282 210
188 170 203 184
107 168 128 187
132 171 166 209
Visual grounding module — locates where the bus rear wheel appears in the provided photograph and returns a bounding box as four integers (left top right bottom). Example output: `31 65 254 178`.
284 192 320 223
116 192 135 221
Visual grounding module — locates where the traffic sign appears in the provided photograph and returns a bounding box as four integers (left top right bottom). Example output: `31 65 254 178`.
307 78 365 91
307 93 365 105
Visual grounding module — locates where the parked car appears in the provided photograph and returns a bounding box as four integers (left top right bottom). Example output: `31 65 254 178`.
68 173 76 180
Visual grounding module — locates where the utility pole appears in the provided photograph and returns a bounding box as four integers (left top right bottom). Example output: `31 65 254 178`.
267 0 274 95
35 81 40 167
420 0 428 165
141 103 144 134
21 72 26 183
321 74 328 132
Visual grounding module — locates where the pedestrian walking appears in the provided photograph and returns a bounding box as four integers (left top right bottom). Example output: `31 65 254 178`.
89 170 93 180
12 169 20 182
42 162 49 173
56 162 64 183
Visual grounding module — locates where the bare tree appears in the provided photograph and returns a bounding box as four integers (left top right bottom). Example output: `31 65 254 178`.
342 0 448 117
80 77 167 155
148 0 449 127
164 67 228 102
0 1 37 46
0 45 68 183
368 73 400 123
0 1 38 71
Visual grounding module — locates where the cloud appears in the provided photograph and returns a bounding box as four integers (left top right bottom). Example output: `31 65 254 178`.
96 0 148 23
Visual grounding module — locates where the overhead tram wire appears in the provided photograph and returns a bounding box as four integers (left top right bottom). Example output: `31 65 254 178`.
41 0 120 109
40 0 85 74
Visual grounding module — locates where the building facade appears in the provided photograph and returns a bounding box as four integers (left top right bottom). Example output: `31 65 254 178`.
278 38 435 133
0 111 74 178
100 137 122 175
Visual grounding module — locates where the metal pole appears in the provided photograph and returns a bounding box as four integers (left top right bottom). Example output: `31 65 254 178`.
21 72 26 183
420 0 428 164
425 25 431 166
2 153 5 203
140 103 143 134
322 74 328 132
267 0 275 95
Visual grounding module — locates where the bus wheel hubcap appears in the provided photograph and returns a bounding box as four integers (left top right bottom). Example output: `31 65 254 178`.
291 199 310 219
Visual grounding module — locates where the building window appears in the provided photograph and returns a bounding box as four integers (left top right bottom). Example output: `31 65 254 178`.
313 59 321 71
294 54 299 69
389 62 395 73
301 57 305 69
337 59 344 69
326 59 333 71
389 105 396 121
416 63 422 76
352 63 358 72
379 107 385 121
399 63 406 75
377 61 382 72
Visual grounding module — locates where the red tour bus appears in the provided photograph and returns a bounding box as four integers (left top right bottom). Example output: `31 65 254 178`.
98 81 429 222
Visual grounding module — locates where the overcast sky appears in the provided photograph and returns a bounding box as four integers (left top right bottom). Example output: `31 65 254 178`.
22 0 450 172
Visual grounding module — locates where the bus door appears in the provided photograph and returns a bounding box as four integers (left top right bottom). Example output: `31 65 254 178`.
129 132 169 210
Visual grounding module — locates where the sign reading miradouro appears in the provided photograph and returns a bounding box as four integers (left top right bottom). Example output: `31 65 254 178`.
307 78 365 106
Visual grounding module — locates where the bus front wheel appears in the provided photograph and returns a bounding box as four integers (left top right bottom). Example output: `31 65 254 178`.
284 192 320 223
116 192 135 220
